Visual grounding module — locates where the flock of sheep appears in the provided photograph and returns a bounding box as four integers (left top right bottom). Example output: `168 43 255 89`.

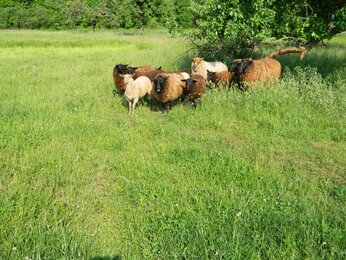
112 56 282 115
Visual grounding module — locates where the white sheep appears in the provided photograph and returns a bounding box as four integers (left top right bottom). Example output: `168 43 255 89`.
122 74 152 116
191 57 228 80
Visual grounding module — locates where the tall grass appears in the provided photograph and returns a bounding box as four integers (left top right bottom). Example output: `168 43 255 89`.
0 30 345 259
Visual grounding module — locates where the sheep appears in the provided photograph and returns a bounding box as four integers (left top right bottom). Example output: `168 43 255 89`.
181 74 206 108
191 57 228 80
152 73 186 112
230 57 281 89
207 70 234 86
122 74 152 116
113 63 128 93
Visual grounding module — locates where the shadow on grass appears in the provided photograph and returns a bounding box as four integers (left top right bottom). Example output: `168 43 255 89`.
91 255 121 260
274 43 346 79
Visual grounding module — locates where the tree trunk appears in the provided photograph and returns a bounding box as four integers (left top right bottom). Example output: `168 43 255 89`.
268 40 320 60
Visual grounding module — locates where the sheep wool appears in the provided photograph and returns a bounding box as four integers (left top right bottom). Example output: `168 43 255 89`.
123 74 152 116
152 73 186 111
113 64 127 93
191 57 228 80
232 57 281 89
182 74 206 107
207 70 234 86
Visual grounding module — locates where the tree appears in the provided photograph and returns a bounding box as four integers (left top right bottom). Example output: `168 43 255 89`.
183 0 346 60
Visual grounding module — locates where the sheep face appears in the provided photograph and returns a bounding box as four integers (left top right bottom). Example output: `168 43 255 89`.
153 76 168 93
122 74 135 84
115 64 128 74
230 59 242 73
207 70 216 82
191 57 203 71
239 58 253 74
182 79 197 93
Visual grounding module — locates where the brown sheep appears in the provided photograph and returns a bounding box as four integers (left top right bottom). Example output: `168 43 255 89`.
113 64 128 93
231 57 281 89
207 70 234 86
127 66 164 81
152 73 186 112
181 74 206 108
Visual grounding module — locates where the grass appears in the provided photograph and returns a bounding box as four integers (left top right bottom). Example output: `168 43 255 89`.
0 29 345 259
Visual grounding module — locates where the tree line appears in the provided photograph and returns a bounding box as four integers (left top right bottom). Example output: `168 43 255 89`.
0 0 192 30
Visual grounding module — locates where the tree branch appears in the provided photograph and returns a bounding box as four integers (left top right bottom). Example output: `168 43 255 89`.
267 40 320 60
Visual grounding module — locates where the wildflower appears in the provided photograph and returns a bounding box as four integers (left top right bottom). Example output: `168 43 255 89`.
236 211 242 217
12 247 17 251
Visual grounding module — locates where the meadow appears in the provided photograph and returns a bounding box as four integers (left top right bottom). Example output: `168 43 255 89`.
0 30 345 259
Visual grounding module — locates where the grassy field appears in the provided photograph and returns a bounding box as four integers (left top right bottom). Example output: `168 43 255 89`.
0 30 345 259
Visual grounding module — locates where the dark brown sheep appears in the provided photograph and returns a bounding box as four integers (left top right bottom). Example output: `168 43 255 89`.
113 64 128 93
152 73 186 112
182 74 206 108
231 57 281 89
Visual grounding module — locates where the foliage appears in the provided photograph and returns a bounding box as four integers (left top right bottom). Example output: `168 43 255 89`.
0 0 194 30
183 0 346 61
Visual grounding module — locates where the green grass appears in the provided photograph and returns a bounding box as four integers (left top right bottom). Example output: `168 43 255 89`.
0 30 345 259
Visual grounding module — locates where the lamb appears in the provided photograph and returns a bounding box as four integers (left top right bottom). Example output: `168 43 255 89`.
122 74 152 116
191 57 228 80
181 74 206 108
152 73 186 112
113 63 128 93
230 57 281 89
207 70 234 86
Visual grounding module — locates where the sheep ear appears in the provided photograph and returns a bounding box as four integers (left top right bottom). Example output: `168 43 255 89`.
193 80 197 83
132 67 138 70
156 66 162 70
181 79 187 82
164 75 169 80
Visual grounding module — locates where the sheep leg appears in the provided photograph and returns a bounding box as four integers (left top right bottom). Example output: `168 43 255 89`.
128 101 132 116
131 98 139 116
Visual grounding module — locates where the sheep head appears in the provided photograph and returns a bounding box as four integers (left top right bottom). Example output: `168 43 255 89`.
115 64 128 74
153 75 169 93
230 59 242 73
239 58 253 74
191 57 203 71
126 66 137 74
207 70 216 82
122 73 135 84
182 78 197 93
